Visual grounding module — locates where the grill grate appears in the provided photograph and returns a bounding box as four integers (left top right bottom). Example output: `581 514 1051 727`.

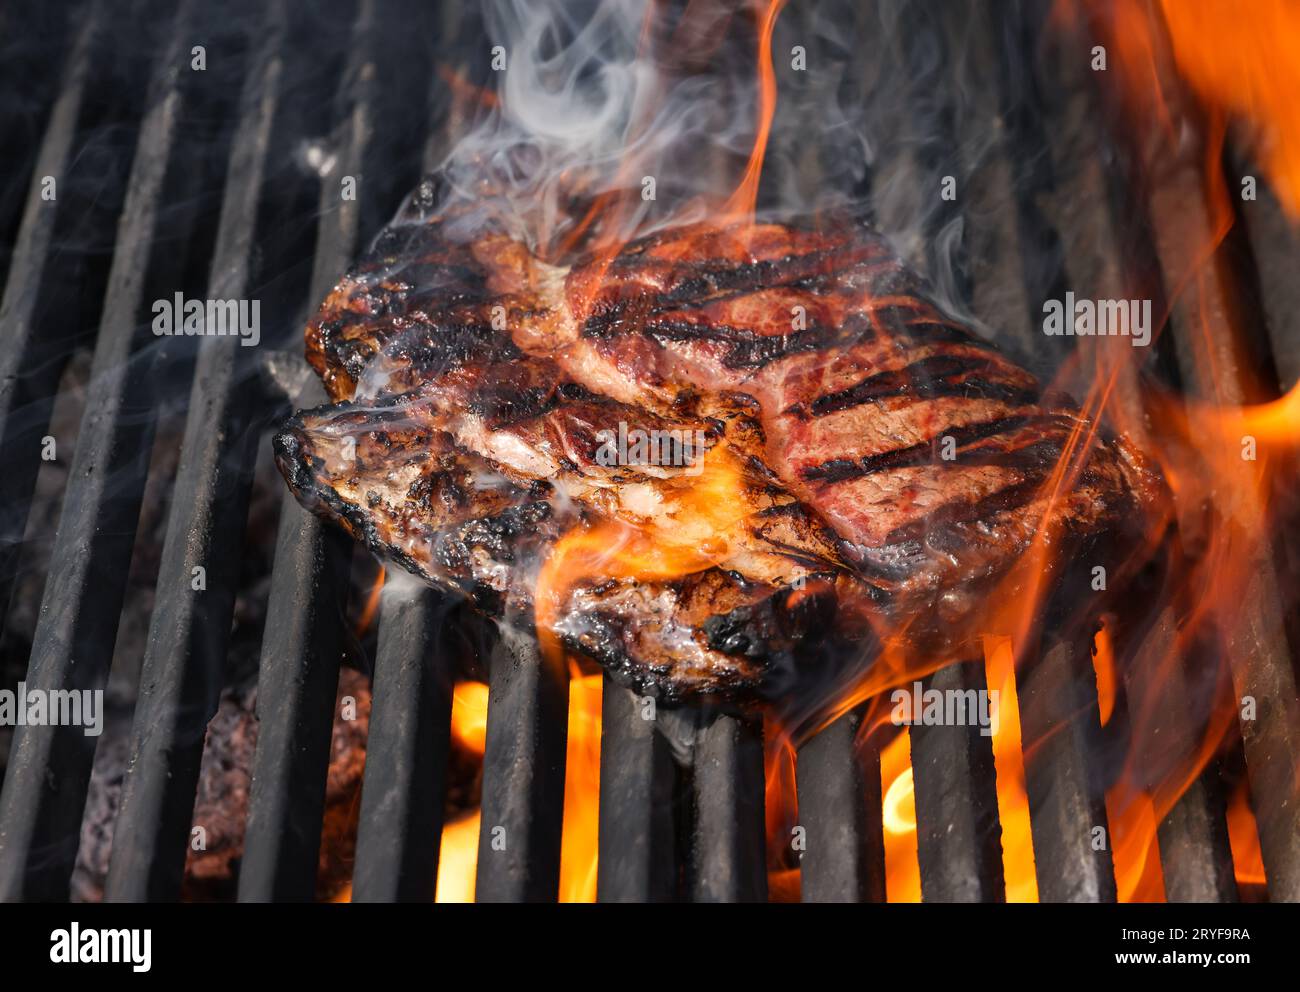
0 0 1295 905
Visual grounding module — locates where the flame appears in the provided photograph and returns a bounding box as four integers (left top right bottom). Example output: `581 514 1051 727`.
983 636 1039 902
764 731 800 899
880 730 920 903
720 0 787 221
534 442 753 658
1091 622 1116 728
1073 0 1300 215
436 813 482 903
355 566 385 636
429 673 604 902
450 681 490 755
1160 0 1300 216
559 670 603 902
430 681 491 902
1226 776 1267 889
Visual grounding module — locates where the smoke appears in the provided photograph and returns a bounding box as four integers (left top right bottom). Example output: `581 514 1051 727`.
417 0 1007 347
427 0 890 259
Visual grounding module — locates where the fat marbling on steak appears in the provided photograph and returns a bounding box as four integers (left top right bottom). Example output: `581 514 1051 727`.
274 192 1161 701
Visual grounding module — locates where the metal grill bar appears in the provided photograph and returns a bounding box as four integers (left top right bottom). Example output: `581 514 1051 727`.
1025 15 1240 902
1232 153 1300 391
352 584 453 902
0 0 196 902
967 0 1130 904
1019 627 1118 901
690 712 767 902
902 7 1013 899
349 0 471 904
0 3 105 627
795 708 886 903
911 663 1006 902
474 624 568 902
236 0 378 900
596 679 677 902
0 4 72 286
1123 612 1239 902
104 0 286 902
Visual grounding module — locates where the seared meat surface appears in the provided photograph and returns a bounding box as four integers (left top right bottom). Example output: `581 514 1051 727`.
276 195 1159 700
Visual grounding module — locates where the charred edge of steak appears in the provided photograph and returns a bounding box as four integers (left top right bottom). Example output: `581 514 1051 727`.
556 568 841 704
272 409 557 616
311 311 524 401
273 419 433 584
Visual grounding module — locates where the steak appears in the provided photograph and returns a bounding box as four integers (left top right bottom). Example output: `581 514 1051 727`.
276 192 1162 701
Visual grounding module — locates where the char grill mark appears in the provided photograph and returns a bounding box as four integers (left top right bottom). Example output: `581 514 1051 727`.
800 414 1074 483
797 353 1041 418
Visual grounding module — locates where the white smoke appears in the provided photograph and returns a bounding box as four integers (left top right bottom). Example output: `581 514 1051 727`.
426 0 883 258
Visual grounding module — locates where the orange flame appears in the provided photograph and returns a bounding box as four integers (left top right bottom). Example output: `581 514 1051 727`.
880 730 920 903
1159 0 1300 216
450 681 490 756
534 442 753 660
983 636 1039 902
559 670 603 902
721 0 788 221
355 566 385 636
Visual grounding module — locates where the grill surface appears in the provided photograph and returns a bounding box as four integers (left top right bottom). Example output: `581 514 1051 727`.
0 0 1296 904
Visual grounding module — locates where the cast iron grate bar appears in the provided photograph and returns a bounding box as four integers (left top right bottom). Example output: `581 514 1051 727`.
350 7 470 901
784 0 892 907
795 707 886 903
0 2 107 629
910 662 1007 902
1122 612 1239 901
958 0 1142 903
1143 164 1300 902
0 4 73 286
690 711 767 902
0 0 199 902
237 0 376 903
474 624 569 902
1019 623 1118 901
888 0 1014 903
596 679 677 902
104 0 287 903
352 583 453 901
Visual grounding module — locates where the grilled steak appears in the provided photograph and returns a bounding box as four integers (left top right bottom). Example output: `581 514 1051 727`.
276 193 1161 701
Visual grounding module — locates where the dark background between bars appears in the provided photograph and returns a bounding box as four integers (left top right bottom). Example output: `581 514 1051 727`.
0 0 1296 903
